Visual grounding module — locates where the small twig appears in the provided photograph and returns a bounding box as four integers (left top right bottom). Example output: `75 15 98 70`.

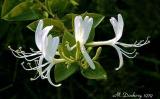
0 84 13 92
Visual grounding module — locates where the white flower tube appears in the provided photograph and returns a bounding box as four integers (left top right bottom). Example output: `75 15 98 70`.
87 14 150 70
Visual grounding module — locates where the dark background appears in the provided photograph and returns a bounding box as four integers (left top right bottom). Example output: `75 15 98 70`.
0 0 160 99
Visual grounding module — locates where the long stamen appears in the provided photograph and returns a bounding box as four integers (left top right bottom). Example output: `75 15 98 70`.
9 46 42 62
30 48 39 53
117 46 138 58
120 49 138 58
135 37 150 47
18 47 37 55
22 54 41 62
21 61 49 70
21 62 35 70
30 66 49 81
134 41 138 45
117 36 150 47
113 45 123 70
119 47 137 55
9 46 41 57
9 47 41 58
30 72 40 81
30 74 41 81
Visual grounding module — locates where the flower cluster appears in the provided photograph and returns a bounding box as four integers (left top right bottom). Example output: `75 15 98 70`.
9 14 150 87
9 20 64 87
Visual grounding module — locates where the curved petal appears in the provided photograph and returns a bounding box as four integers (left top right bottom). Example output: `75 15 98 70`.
82 16 93 44
116 14 124 40
46 64 61 87
110 14 124 42
74 16 82 42
112 45 123 70
35 20 43 50
84 16 89 22
44 36 59 62
109 17 118 32
80 45 95 69
42 25 53 43
37 55 46 79
42 25 53 56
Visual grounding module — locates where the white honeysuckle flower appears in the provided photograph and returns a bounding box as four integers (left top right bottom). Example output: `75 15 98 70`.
9 20 64 87
87 14 150 70
74 15 95 69
29 35 62 87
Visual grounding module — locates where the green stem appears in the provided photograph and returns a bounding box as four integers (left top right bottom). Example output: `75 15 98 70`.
76 42 80 61
0 84 13 92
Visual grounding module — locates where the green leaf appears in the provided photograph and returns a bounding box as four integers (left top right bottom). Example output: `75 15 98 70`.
82 12 105 28
81 12 105 42
2 1 44 21
27 18 66 36
58 45 74 63
81 62 107 80
87 28 95 42
45 0 69 14
61 32 76 57
0 1 2 14
54 62 79 82
82 13 105 42
1 0 24 17
62 13 77 31
62 32 75 47
70 0 79 6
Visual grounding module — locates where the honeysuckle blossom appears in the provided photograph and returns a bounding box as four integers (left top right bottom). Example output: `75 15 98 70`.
74 15 95 69
87 14 150 70
9 20 64 87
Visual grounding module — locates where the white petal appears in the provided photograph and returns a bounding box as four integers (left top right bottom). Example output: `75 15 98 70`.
82 17 93 44
44 36 59 62
110 14 124 42
43 35 52 59
113 45 123 70
35 20 43 50
80 45 95 69
110 17 118 36
42 25 53 56
109 17 117 28
46 64 61 87
116 14 124 40
118 14 124 30
74 16 82 42
84 16 89 22
42 25 53 42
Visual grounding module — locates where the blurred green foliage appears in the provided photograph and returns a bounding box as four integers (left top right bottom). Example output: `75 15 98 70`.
0 0 160 99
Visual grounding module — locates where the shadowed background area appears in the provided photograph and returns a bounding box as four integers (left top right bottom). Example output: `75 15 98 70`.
0 0 160 99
